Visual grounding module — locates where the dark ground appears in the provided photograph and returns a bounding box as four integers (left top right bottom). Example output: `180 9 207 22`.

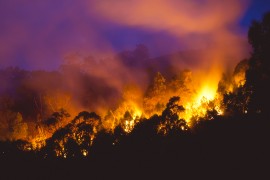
0 113 269 180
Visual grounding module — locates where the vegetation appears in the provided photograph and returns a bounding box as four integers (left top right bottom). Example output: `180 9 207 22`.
1 11 270 179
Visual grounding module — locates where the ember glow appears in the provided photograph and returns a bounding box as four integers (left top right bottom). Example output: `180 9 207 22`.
0 0 257 158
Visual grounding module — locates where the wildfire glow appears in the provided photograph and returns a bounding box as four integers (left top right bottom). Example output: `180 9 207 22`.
14 66 241 154
197 85 216 103
0 0 254 160
7 62 247 158
179 80 224 125
123 107 142 133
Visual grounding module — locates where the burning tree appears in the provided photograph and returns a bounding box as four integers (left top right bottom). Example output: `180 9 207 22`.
158 96 188 135
3 13 270 159
42 111 101 158
9 112 28 141
143 72 167 116
43 109 70 132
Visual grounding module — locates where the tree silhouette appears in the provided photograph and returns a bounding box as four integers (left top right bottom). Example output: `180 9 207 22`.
158 96 188 135
72 111 101 127
65 138 81 158
91 129 115 158
223 86 251 115
43 108 70 132
246 12 270 115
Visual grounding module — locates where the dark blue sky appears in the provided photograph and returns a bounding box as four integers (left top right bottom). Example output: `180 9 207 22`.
0 0 270 70
241 0 270 27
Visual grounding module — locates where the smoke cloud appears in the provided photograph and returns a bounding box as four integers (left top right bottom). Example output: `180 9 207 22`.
0 0 252 141
91 0 249 67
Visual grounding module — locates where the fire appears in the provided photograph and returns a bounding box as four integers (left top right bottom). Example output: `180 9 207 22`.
0 51 249 157
122 107 142 133
132 108 142 120
82 149 88 156
181 81 223 125
196 85 216 103
101 84 144 133
14 68 230 155
11 65 244 157
116 102 142 133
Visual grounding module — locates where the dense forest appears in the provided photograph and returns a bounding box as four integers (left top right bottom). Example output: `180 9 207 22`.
1 12 270 179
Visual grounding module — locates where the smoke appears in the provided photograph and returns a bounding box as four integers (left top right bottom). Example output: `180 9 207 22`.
60 53 148 114
91 0 244 32
0 0 252 141
71 0 251 122
0 0 250 69
86 0 250 102
90 0 250 72
0 0 115 69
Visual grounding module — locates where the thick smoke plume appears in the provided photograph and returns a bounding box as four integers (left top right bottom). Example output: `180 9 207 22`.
0 0 251 142
87 0 250 117
91 0 249 74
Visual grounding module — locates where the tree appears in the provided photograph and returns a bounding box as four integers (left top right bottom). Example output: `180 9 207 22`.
220 60 251 115
246 12 270 114
120 111 133 133
223 86 251 115
72 111 101 132
10 112 28 140
43 109 70 132
162 97 184 121
158 96 188 135
91 129 115 157
143 72 167 116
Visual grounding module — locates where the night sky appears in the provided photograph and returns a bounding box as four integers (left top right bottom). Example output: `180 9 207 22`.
0 0 270 70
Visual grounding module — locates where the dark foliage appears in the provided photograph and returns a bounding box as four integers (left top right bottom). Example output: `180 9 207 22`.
1 11 270 180
245 12 270 115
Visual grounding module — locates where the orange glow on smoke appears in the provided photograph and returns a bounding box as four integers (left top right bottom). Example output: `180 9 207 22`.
0 1 251 155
